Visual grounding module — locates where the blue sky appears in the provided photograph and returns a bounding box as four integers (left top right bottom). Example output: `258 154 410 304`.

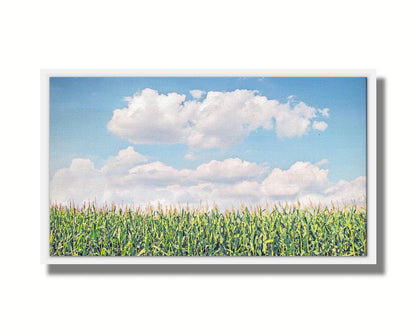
50 77 366 179
49 77 366 207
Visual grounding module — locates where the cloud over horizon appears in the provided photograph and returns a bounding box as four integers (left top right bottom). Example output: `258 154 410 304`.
50 147 365 209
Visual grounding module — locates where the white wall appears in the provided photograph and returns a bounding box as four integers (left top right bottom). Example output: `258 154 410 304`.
1 1 414 332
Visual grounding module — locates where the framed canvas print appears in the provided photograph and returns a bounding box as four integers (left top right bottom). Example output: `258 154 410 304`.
41 70 376 264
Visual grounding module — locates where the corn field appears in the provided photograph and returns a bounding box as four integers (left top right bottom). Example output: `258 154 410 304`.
49 203 367 256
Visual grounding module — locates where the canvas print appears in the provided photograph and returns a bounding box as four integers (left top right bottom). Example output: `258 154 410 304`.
49 76 367 257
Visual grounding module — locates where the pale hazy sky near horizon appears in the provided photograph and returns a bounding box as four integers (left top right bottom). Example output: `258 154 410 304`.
49 77 366 207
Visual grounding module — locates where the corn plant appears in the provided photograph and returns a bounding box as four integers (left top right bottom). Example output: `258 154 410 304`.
49 202 367 256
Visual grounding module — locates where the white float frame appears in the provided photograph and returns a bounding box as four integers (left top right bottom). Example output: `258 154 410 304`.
40 69 377 265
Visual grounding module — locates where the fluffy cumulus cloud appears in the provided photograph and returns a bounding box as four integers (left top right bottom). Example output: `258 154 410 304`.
50 147 366 209
324 176 367 202
107 88 329 151
319 108 330 117
190 90 206 99
312 121 328 131
190 158 268 184
262 162 328 197
50 158 104 205
102 146 147 174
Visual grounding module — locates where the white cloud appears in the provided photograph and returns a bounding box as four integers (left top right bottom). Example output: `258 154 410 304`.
274 102 317 138
126 162 182 186
123 158 267 186
184 152 197 160
190 90 205 99
312 121 328 131
50 148 365 209
101 146 147 174
107 88 329 150
324 176 366 202
315 158 329 167
190 158 268 183
261 161 329 197
50 158 104 205
107 88 188 145
319 108 330 117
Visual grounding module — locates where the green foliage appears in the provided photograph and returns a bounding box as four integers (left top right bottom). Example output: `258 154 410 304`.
49 203 367 256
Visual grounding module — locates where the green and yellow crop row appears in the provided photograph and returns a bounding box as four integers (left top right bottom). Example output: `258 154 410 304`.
49 203 367 256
